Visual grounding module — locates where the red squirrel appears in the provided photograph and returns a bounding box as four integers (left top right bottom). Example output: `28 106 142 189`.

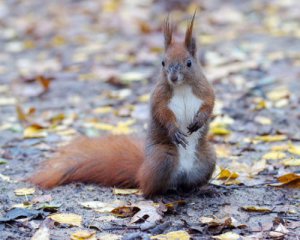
28 14 216 197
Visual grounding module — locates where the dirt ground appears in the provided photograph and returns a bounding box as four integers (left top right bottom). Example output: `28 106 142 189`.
0 0 299 239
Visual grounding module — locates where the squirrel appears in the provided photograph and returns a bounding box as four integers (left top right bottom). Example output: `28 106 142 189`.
28 14 216 198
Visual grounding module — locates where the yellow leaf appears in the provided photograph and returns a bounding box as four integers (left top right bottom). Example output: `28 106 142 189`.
262 151 286 160
113 188 140 195
254 99 267 110
14 188 35 196
12 203 32 209
93 106 113 114
254 135 287 142
267 87 290 101
23 125 47 138
215 145 231 158
210 126 231 136
241 206 272 213
49 213 82 227
288 144 300 156
250 160 267 176
271 145 289 151
138 94 150 103
282 158 300 166
254 116 272 125
218 168 239 180
71 230 96 240
90 122 114 131
151 230 190 240
212 232 240 240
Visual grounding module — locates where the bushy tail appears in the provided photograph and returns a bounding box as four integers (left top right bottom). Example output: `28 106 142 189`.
28 135 144 189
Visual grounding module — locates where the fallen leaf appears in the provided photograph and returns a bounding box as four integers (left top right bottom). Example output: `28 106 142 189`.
130 201 163 230
31 225 50 240
288 144 300 156
70 230 96 240
210 126 231 136
281 158 300 166
241 206 272 213
271 173 300 188
200 216 246 228
113 188 140 195
48 213 82 227
212 232 240 240
254 135 287 142
14 188 35 196
254 116 272 125
111 206 139 218
263 151 286 160
217 168 239 180
79 200 126 213
151 230 190 240
24 125 48 138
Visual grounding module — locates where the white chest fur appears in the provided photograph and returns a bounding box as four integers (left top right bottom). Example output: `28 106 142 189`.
168 85 203 178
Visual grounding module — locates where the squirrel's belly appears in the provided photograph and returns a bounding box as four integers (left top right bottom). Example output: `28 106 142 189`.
168 85 205 184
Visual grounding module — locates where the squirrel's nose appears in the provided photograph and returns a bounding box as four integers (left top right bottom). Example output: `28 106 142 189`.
170 75 178 83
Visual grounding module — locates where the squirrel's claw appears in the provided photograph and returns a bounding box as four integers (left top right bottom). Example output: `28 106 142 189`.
173 130 188 149
187 121 201 134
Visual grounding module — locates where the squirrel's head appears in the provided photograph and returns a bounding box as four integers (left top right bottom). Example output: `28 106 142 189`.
161 13 198 87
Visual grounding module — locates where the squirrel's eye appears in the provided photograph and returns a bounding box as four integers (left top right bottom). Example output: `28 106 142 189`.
187 59 192 67
162 61 165 67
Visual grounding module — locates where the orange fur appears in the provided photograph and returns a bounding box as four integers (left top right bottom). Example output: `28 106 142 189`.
28 135 144 189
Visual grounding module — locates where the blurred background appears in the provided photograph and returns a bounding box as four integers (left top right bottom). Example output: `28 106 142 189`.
0 0 300 239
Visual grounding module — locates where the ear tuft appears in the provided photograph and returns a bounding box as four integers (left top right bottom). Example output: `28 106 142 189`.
163 15 173 50
185 10 197 56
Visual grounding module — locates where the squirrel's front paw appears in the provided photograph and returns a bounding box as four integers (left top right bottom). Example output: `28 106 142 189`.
187 120 201 134
170 129 188 149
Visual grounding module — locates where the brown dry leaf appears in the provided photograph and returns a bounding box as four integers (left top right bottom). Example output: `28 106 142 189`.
254 135 287 142
262 151 286 160
164 200 186 212
36 75 51 92
16 105 36 122
111 206 139 218
212 232 240 240
31 225 50 240
14 188 35 196
112 188 140 195
48 213 82 227
272 173 300 188
151 230 190 240
70 230 96 240
241 206 272 213
200 216 246 228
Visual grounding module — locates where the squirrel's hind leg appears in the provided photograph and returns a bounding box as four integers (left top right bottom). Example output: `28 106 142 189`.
137 145 177 198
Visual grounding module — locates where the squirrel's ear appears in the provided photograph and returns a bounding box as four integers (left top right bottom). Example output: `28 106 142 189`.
163 15 173 50
184 11 197 57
